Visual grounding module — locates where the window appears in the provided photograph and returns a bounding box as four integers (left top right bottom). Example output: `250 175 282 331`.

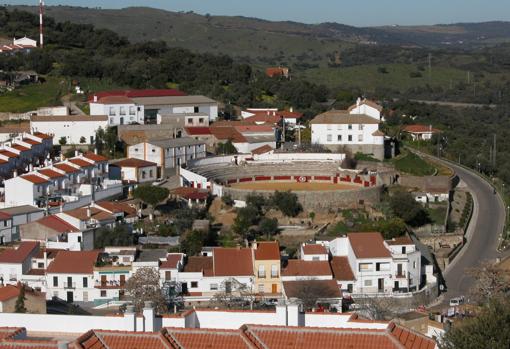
358 124 364 130
271 264 278 278
210 283 218 291
187 118 193 125
258 284 265 293
38 262 44 268
348 124 353 130
258 265 266 278
358 134 363 142
165 271 171 281
327 134 332 142
83 277 88 288
402 246 406 254
194 106 199 113
348 135 353 142
133 148 139 152
413 261 417 269
129 106 136 115
190 281 198 288
151 149 156 153
77 236 81 243
337 135 342 141
53 276 58 287
149 170 153 177
100 290 107 297
142 171 146 179
119 106 126 115
109 107 116 116
364 279 372 287
347 284 353 293
376 263 390 271
199 118 204 124
359 263 372 272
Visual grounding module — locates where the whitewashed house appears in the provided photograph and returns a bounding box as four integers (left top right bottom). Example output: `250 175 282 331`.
310 110 385 160
30 115 109 145
347 98 383 121
90 96 144 126
0 241 40 286
300 244 329 261
111 158 158 183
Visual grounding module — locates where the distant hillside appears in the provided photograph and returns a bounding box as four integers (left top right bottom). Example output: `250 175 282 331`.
9 5 510 65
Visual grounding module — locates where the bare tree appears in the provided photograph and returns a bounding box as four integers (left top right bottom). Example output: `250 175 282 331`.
467 261 510 304
355 296 400 320
210 278 256 309
125 267 167 313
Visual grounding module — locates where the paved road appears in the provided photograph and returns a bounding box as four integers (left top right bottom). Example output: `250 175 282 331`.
417 153 507 301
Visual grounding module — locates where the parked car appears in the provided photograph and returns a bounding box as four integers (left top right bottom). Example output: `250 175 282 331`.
449 296 465 307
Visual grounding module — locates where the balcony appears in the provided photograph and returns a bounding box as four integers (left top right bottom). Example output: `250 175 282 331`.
95 280 125 289
258 272 266 278
395 273 407 279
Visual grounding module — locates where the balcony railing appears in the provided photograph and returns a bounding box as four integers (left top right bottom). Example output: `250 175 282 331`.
64 282 76 289
258 272 266 278
95 280 125 289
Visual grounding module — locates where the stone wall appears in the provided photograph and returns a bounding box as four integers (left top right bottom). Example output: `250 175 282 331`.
399 175 454 192
323 144 385 161
223 186 382 212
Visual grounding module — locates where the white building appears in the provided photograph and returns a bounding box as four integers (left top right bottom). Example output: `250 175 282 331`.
13 37 37 47
300 244 329 261
111 158 158 183
310 110 385 160
30 115 109 145
402 125 441 141
210 125 276 154
90 96 144 126
241 108 303 126
127 138 206 176
347 98 383 121
0 241 40 286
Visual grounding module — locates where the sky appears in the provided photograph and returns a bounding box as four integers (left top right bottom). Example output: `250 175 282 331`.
5 0 510 26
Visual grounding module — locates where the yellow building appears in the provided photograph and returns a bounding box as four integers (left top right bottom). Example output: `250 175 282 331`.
252 241 282 297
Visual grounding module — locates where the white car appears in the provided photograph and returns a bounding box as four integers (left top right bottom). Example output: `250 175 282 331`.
449 296 465 307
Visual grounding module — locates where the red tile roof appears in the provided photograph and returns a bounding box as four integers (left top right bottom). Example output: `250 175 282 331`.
348 232 392 259
235 125 274 133
0 327 25 341
386 235 414 246
0 212 11 221
46 251 100 274
20 174 48 185
35 215 80 233
170 187 208 200
183 256 213 276
160 254 183 269
302 244 328 255
75 330 172 349
402 124 441 134
372 130 385 137
282 280 342 299
0 150 18 158
68 158 94 168
63 207 114 222
330 256 355 281
184 127 212 136
388 322 437 349
10 145 30 152
282 260 332 277
164 328 255 349
114 158 157 168
54 163 80 174
96 96 134 104
0 285 21 302
33 132 53 140
94 201 137 217
0 339 61 348
213 248 253 277
22 138 41 145
88 89 186 102
209 127 246 143
254 241 280 260
0 242 39 264
83 152 108 163
37 169 65 179
251 144 274 155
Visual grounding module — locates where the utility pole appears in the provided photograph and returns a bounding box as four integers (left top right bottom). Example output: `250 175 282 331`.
297 123 301 146
39 0 44 48
428 53 432 79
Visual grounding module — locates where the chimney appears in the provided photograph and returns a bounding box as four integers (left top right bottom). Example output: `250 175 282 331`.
143 301 155 332
290 107 293 113
252 240 258 250
13 170 17 178
94 148 98 155
93 95 98 103
86 206 91 219
124 305 137 331
74 150 79 157
43 251 48 268
356 97 361 107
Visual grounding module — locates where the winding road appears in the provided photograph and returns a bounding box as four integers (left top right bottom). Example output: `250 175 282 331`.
416 152 507 301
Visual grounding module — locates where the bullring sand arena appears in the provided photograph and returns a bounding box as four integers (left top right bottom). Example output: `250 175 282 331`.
229 181 360 191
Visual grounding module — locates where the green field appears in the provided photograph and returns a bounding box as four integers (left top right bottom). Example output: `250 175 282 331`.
393 151 436 176
296 63 502 91
426 204 448 225
0 77 65 113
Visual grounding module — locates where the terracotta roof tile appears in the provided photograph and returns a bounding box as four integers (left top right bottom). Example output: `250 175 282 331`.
0 150 18 158
96 96 134 104
0 242 39 264
310 111 380 125
0 327 26 341
10 144 30 152
33 132 53 139
386 235 414 246
114 158 157 168
213 248 253 276
348 99 383 112
75 330 172 349
20 174 48 185
0 212 11 221
209 127 247 143
160 254 183 269
0 285 20 302
22 138 41 145
251 144 274 155
83 152 108 163
254 241 280 260
37 169 65 179
164 328 255 349
53 163 80 174
88 89 185 102
282 260 332 277
46 251 100 274
348 232 392 259
63 207 114 222
183 256 213 276
35 215 79 233
94 201 137 217
330 256 355 281
402 124 441 134
68 158 94 168
302 244 328 255
283 280 341 299
184 127 212 136
0 339 61 348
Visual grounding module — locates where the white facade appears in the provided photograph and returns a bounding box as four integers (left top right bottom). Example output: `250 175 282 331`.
90 102 144 126
311 122 383 147
348 99 382 121
46 272 95 302
13 37 37 47
30 116 109 145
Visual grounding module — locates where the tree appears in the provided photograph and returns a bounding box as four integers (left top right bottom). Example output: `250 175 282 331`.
221 195 234 207
79 136 86 144
14 284 27 313
440 298 510 349
210 278 256 309
232 205 260 236
125 267 167 313
180 230 207 256
271 191 302 217
58 136 67 146
258 217 278 239
292 280 338 311
94 225 135 249
389 190 429 226
467 262 510 304
216 140 238 155
245 193 266 213
133 185 169 220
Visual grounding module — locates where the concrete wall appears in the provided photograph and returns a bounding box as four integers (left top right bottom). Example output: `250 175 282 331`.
223 185 382 212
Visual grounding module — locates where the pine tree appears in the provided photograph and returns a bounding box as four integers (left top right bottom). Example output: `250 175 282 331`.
14 285 27 313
